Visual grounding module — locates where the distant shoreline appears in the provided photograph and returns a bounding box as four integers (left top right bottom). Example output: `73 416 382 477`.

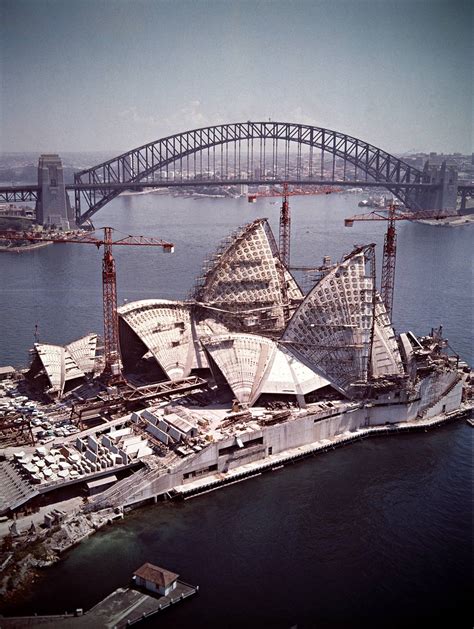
0 242 53 253
416 214 474 227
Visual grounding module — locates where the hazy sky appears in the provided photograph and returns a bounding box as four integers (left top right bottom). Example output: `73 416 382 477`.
1 0 472 154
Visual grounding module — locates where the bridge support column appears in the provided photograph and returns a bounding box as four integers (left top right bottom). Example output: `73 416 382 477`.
415 161 458 212
36 154 75 228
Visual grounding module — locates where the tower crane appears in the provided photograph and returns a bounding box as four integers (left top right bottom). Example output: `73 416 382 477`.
279 182 291 267
344 206 457 320
248 183 341 268
0 227 174 383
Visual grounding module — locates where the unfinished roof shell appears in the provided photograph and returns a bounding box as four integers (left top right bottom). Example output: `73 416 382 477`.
32 334 98 396
193 218 303 333
371 295 404 377
202 333 329 406
118 220 303 380
282 248 403 394
118 299 230 380
117 220 403 401
66 334 99 374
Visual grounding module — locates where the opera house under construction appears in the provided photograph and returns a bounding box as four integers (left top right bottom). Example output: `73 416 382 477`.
0 218 471 517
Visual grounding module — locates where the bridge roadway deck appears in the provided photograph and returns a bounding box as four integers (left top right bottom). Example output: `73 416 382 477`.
0 179 449 195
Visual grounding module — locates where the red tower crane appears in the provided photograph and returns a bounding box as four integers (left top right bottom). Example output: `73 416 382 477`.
344 206 457 320
248 183 341 268
0 227 174 383
279 182 291 267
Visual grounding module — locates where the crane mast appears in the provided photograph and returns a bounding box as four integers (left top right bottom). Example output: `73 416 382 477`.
249 182 341 268
279 183 291 267
380 204 397 320
0 226 174 384
102 227 121 382
344 205 457 321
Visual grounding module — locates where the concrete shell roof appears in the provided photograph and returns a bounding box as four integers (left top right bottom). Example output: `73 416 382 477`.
34 334 97 395
66 334 98 374
201 333 329 406
261 344 330 397
371 295 404 377
193 218 302 331
118 299 229 381
282 250 403 392
282 251 372 391
117 225 402 397
117 221 304 379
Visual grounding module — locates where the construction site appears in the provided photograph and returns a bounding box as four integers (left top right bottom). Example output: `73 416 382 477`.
0 190 472 601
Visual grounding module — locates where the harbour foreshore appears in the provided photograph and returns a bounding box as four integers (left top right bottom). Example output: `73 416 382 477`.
0 402 471 606
159 404 473 499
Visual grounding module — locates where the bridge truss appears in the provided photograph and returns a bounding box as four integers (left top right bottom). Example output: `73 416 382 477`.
73 122 428 224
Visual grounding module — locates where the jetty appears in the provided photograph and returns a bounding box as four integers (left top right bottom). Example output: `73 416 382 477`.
0 563 198 628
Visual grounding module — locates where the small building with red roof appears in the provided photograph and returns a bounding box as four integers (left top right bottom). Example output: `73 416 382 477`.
133 562 179 597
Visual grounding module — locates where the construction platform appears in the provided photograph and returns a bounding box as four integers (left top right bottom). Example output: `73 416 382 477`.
0 581 198 628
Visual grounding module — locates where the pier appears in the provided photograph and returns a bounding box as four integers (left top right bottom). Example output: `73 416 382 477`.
0 580 198 628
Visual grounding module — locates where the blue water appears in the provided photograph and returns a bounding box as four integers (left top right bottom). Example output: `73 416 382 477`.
0 193 472 367
0 192 472 626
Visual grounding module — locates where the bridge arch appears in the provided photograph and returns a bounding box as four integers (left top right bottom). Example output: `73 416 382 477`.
74 121 427 224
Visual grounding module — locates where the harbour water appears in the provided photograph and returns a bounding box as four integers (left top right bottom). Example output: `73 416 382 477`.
0 192 472 626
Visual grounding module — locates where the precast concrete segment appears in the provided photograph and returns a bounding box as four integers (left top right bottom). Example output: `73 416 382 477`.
32 335 97 395
371 295 404 377
282 250 403 394
282 251 373 392
201 333 330 406
117 299 230 380
194 218 302 332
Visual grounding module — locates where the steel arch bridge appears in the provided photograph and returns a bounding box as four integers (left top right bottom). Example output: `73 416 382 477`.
73 121 435 225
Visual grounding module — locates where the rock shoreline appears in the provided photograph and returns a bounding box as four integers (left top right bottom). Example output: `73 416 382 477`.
0 506 124 605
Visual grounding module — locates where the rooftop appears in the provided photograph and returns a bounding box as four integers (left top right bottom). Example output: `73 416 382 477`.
134 562 179 587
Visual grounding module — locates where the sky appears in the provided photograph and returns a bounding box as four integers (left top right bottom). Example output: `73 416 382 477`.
0 0 472 154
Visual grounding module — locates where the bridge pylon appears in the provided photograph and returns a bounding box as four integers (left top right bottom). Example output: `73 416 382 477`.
414 161 458 211
36 154 75 228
